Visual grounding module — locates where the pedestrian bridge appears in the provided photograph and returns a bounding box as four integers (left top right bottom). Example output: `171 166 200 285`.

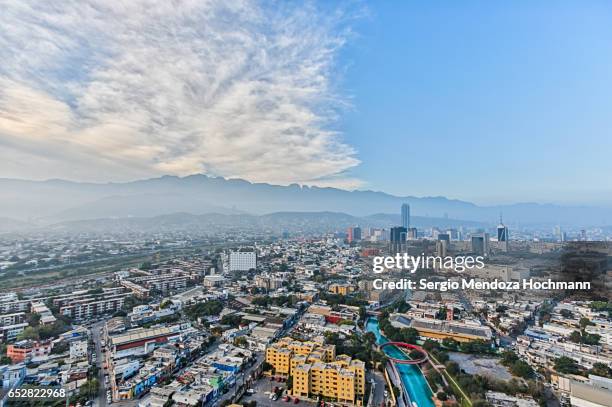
379 342 428 364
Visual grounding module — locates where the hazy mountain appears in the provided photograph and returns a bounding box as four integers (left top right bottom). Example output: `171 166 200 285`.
39 211 486 235
0 174 610 226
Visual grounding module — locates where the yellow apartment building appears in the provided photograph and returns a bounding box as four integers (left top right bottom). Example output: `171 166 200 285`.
328 283 354 296
266 337 366 405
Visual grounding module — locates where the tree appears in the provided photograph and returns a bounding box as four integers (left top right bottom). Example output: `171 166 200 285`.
510 360 534 379
423 339 440 352
27 313 41 328
569 331 582 343
0 356 12 365
589 363 612 379
18 327 39 341
184 300 223 320
583 333 601 346
554 356 580 375
51 341 69 355
442 338 459 351
579 317 594 330
500 351 519 366
560 309 573 318
437 392 448 401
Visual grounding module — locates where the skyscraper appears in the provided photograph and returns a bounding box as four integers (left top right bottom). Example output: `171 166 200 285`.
389 226 407 253
401 203 410 230
471 233 489 256
497 214 509 252
347 226 362 243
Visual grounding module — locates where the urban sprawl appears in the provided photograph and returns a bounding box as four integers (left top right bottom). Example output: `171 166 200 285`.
0 206 611 407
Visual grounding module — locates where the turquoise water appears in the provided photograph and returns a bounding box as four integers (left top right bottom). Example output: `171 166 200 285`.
366 318 434 407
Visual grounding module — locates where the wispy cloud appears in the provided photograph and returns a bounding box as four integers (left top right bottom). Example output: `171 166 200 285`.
0 0 362 188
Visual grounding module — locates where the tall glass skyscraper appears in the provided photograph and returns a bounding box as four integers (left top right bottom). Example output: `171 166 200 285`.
401 203 410 229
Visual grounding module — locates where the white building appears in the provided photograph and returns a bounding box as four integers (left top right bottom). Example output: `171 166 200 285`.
229 250 256 272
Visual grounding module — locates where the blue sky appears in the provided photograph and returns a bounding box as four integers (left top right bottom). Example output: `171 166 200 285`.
337 1 612 204
0 1 611 206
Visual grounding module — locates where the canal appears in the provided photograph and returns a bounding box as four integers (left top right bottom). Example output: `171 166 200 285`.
366 317 434 407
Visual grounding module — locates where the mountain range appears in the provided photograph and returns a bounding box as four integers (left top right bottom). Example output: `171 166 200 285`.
0 174 610 228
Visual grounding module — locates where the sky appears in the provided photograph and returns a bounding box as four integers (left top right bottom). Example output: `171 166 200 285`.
0 1 611 205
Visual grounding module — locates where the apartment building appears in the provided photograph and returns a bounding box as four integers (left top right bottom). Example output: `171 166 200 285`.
0 312 26 326
59 293 128 320
0 299 30 314
265 337 365 405
328 283 354 296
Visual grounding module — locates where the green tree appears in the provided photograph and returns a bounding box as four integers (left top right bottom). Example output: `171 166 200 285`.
510 360 534 379
589 362 612 378
442 337 459 351
579 317 594 330
569 331 582 343
18 327 39 341
554 356 580 375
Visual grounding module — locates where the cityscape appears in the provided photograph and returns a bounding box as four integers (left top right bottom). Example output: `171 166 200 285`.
1 2 612 407
0 202 610 407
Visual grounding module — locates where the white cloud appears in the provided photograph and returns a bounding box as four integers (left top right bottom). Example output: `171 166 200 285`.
0 0 362 188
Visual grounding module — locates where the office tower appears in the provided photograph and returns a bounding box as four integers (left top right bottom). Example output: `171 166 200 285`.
436 240 448 257
497 215 509 252
438 233 450 243
447 229 458 240
389 226 407 254
347 226 362 243
401 203 410 230
471 233 489 256
407 227 418 240
229 249 257 271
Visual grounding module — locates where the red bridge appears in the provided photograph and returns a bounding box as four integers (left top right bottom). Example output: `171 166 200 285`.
379 342 428 364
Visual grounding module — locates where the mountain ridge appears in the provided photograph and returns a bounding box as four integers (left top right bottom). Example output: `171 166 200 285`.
0 174 609 226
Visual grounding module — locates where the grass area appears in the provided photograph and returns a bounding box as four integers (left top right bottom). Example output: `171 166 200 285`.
428 349 473 407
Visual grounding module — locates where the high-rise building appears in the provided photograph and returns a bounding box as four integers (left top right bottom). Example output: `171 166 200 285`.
401 203 410 229
471 233 489 256
437 233 450 243
497 215 509 251
347 227 362 243
229 249 257 271
436 240 448 257
389 226 407 253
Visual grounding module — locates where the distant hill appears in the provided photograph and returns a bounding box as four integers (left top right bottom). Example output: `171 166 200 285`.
36 211 485 235
0 174 610 226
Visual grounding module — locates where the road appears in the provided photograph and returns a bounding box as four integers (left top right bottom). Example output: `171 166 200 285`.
216 353 265 406
91 321 107 407
368 370 387 407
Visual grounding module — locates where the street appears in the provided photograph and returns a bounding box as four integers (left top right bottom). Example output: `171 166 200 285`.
91 321 107 407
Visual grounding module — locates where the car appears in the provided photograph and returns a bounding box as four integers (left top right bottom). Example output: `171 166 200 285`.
293 398 299 404
284 396 290 402
270 393 276 400
272 395 279 401
246 389 255 395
